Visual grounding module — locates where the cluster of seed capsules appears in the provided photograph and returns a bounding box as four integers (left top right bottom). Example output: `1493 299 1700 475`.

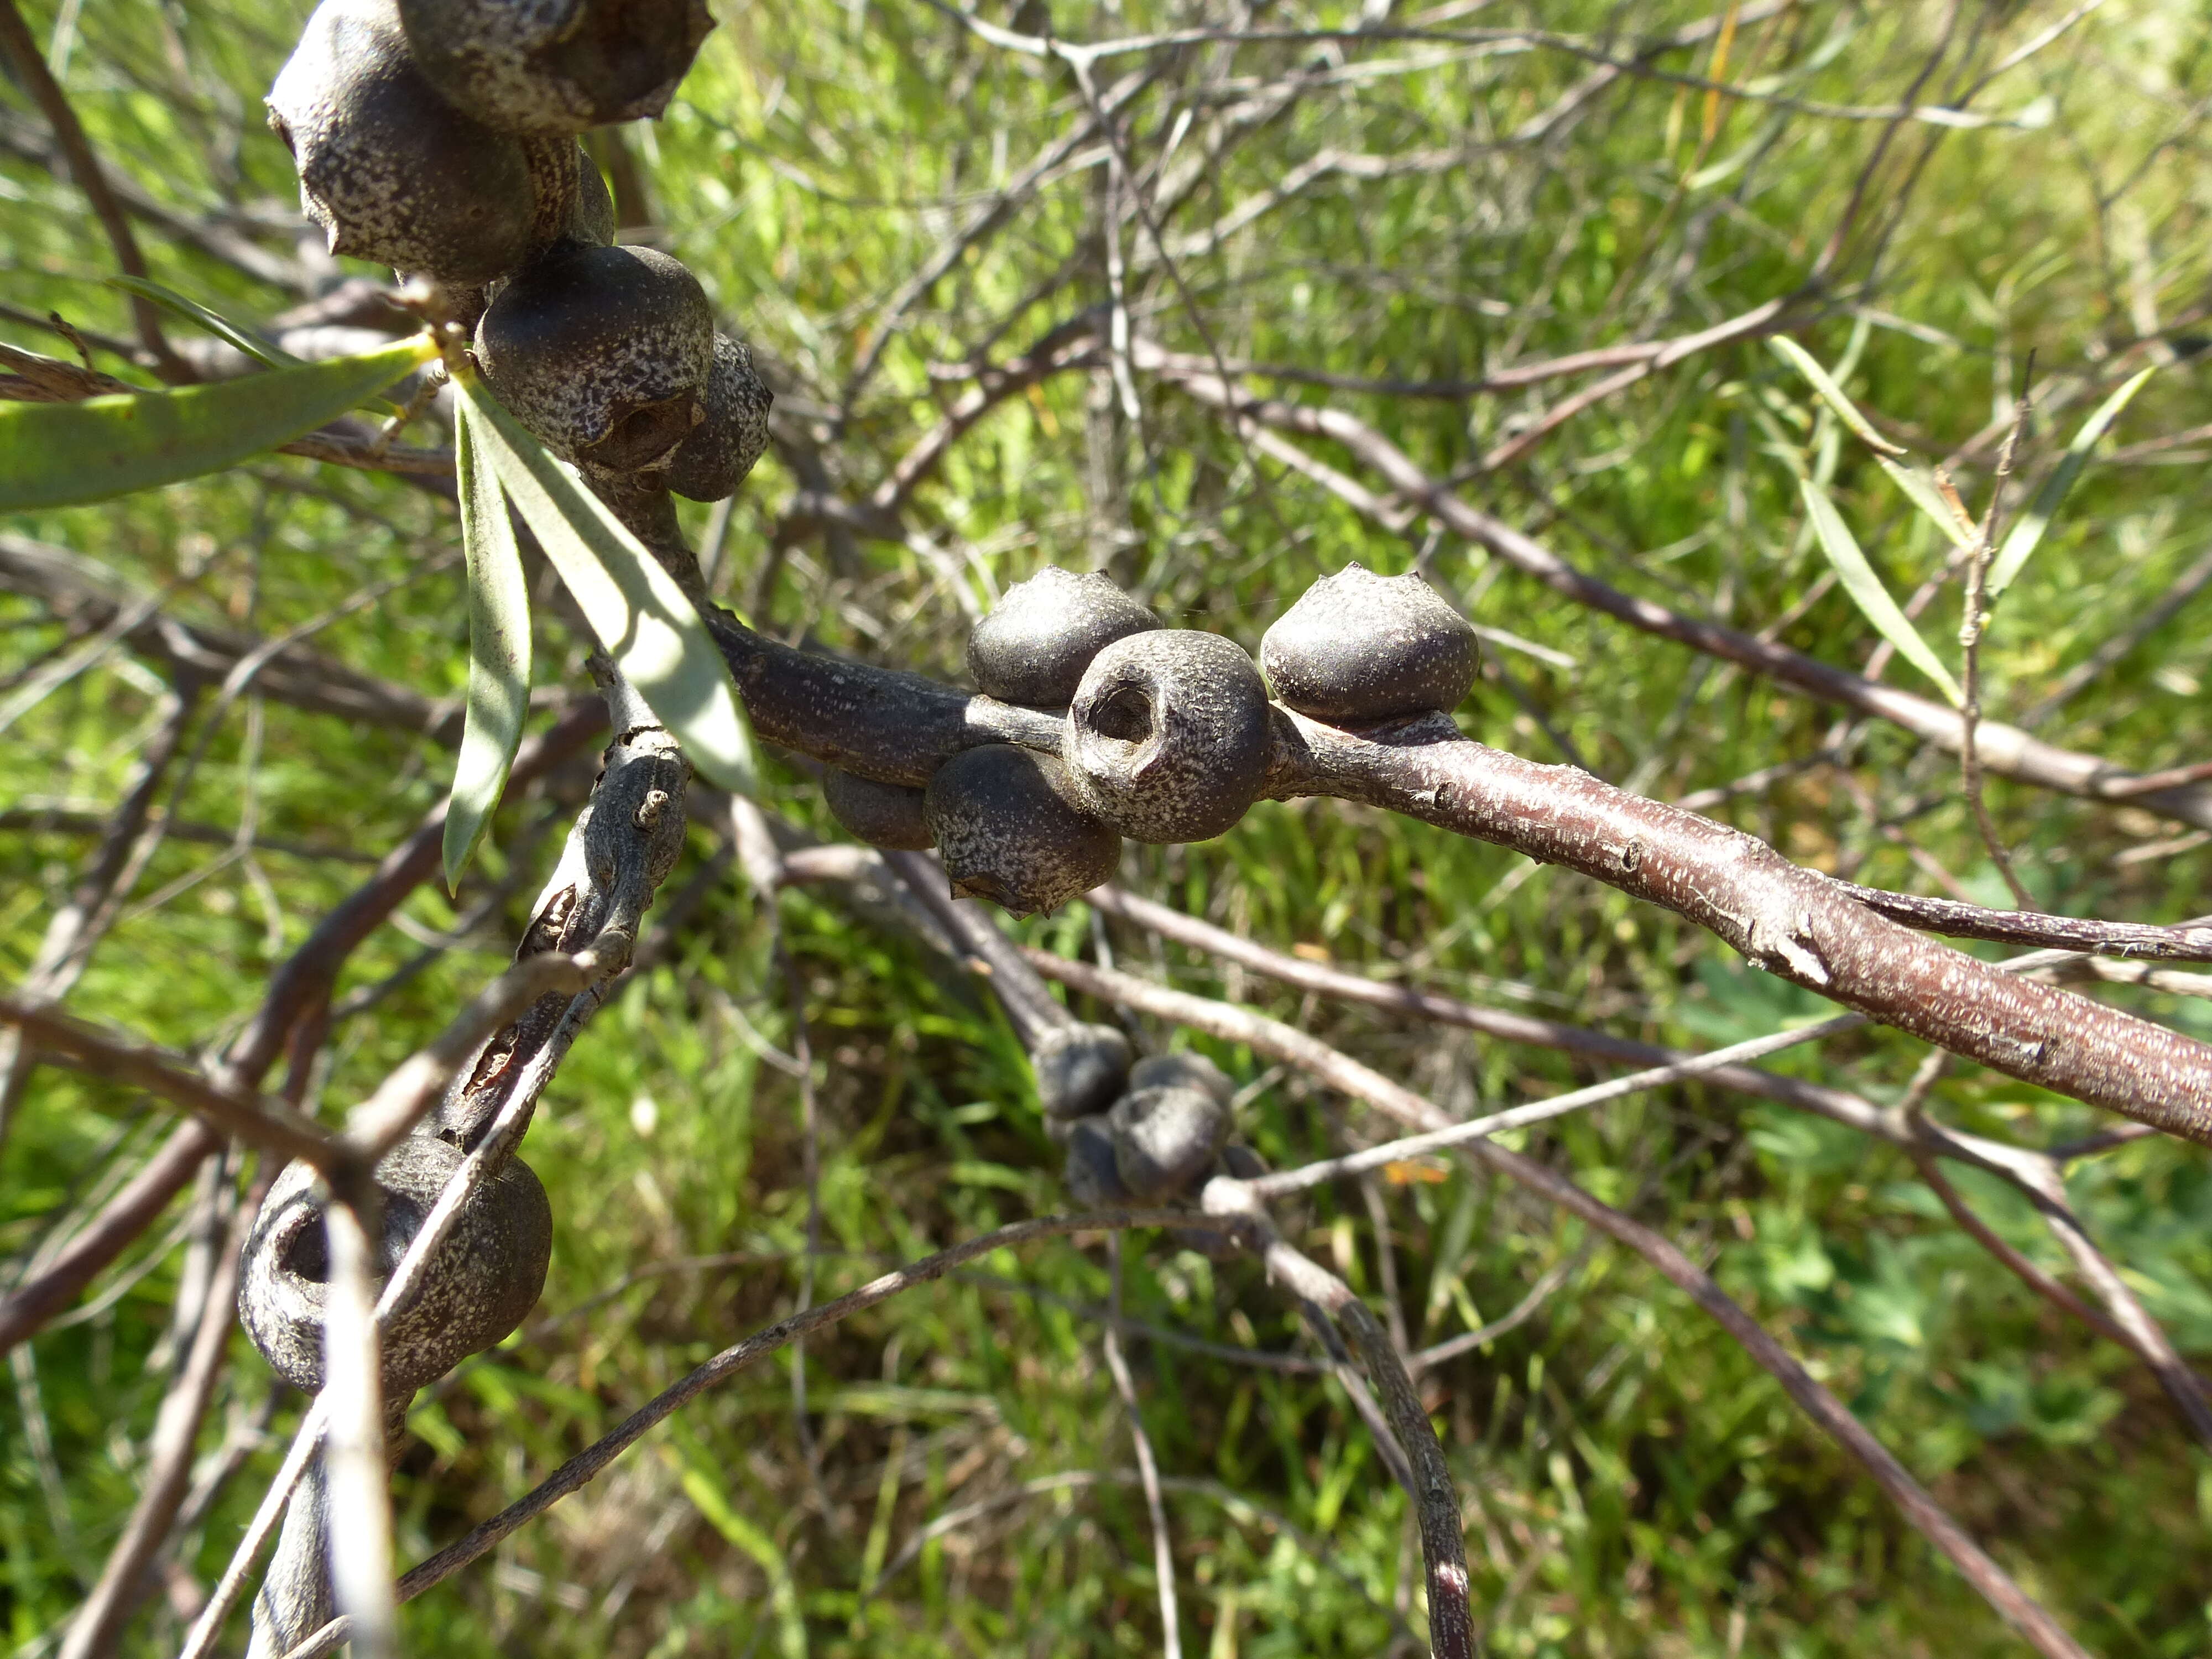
823 562 1484 1207
269 0 770 498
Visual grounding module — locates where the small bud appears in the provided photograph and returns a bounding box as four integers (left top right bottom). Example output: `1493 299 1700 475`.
967 567 1159 707
823 766 932 851
475 242 713 469
238 1135 551 1397
1066 630 1271 844
924 744 1121 917
1034 1021 1133 1120
1110 1084 1232 1201
1260 563 1480 723
399 0 716 137
268 0 539 287
666 332 774 502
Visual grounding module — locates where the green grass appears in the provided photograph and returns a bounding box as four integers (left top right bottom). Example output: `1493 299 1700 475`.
6 0 2212 1653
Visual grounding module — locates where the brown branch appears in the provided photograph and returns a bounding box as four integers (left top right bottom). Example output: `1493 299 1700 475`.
702 598 2212 1133
1202 1188 1474 1659
1037 952 2089 1659
0 999 341 1167
0 0 185 375
1827 884 2212 961
1138 347 2212 831
1270 709 2212 1140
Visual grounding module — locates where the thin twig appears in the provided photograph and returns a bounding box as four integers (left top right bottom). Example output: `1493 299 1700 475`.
1957 390 2038 910
0 0 184 374
1104 1238 1182 1659
265 1209 1249 1659
1045 950 2090 1659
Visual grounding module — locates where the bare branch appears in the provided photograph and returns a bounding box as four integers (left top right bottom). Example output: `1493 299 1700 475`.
1042 951 2090 1659
0 0 185 374
265 1209 1252 1659
0 1000 342 1167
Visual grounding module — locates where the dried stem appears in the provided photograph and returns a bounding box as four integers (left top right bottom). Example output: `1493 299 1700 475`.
1039 950 2090 1659
265 1209 1250 1659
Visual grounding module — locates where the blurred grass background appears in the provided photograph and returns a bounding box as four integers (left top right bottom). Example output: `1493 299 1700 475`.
5 0 2212 1653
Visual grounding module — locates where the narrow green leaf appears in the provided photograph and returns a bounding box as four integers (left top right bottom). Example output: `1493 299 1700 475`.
105 276 304 371
0 335 434 512
1875 457 1974 549
453 373 757 794
1799 477 1963 707
1770 336 1908 457
1986 366 2156 601
441 398 534 893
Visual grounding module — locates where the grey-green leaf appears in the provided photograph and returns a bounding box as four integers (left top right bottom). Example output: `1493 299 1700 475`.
453 374 757 795
1770 336 1907 458
441 397 534 893
1986 366 2156 602
1799 477 1963 707
106 276 304 372
1875 457 1974 550
0 335 434 513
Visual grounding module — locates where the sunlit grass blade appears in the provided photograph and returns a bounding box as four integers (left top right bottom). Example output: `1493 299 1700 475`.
1986 366 2156 601
442 398 534 893
453 372 757 794
0 334 434 512
1876 456 1974 549
1799 477 1962 707
1770 336 1907 457
105 276 304 371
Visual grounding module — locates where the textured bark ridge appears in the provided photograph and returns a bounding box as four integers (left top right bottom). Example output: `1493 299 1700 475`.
691 604 2212 1139
1275 711 2212 1141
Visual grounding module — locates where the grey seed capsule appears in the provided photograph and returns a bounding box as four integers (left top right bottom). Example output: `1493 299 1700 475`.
1129 1051 1233 1105
1109 1084 1232 1201
238 1135 551 1399
476 242 713 469
268 0 538 288
924 744 1121 918
1063 1116 1129 1208
667 332 775 502
1260 563 1480 723
1066 630 1271 844
1170 1144 1268 1259
823 766 933 851
1034 1021 1134 1120
968 567 1159 707
399 0 716 137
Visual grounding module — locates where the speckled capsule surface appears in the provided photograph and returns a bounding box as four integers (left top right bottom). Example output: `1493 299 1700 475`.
399 0 716 137
238 1135 551 1399
1109 1084 1231 1200
1129 1051 1233 1105
924 744 1121 917
475 242 713 469
967 568 1160 707
823 766 933 851
1034 1022 1134 1120
667 332 774 502
268 0 538 287
1260 563 1480 723
1066 630 1271 844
